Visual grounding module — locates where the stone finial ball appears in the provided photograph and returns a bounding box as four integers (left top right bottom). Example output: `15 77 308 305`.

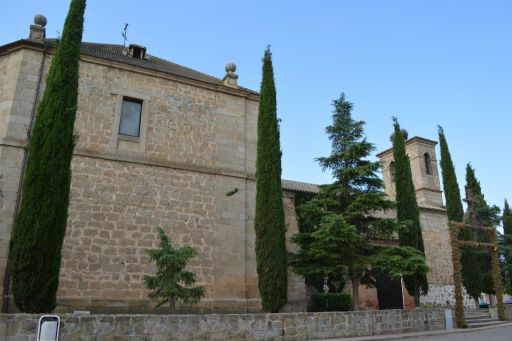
34 14 47 27
225 62 237 74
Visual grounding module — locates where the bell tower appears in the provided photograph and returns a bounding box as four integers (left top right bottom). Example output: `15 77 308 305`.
377 136 443 208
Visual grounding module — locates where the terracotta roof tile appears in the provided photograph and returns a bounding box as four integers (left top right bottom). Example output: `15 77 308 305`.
282 179 320 194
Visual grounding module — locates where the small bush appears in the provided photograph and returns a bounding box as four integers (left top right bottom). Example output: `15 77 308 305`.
312 292 352 311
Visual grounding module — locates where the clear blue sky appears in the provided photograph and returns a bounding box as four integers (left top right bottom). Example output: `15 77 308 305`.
2 0 511 212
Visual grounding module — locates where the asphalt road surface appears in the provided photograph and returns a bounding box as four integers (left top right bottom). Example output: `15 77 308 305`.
395 324 512 340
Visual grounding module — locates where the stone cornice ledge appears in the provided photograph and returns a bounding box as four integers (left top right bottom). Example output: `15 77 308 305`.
74 148 257 181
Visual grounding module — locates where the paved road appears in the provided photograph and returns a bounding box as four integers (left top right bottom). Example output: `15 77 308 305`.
395 324 512 341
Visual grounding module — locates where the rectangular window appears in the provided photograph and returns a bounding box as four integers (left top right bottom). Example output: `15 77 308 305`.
119 97 143 137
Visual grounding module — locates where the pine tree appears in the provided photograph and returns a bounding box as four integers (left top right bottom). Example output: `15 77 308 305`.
462 164 500 301
391 117 428 306
9 0 86 313
501 200 512 293
438 127 464 222
290 95 428 310
143 228 204 312
254 47 287 312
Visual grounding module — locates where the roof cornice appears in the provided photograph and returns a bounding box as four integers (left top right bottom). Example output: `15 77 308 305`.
0 39 259 100
376 136 438 158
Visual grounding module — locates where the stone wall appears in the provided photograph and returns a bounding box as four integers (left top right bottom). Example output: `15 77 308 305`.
490 304 512 321
421 285 475 309
0 309 446 340
0 48 47 297
418 207 453 285
282 192 307 312
0 44 306 313
54 52 267 312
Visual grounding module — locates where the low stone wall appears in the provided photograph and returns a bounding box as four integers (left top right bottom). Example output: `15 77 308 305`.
506 305 512 320
421 284 476 309
489 304 512 321
0 308 445 340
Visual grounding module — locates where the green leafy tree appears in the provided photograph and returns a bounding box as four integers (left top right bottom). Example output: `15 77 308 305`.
290 94 428 310
143 228 204 312
254 47 287 312
372 246 430 284
391 117 428 306
501 200 512 294
461 164 500 302
9 0 86 313
290 213 366 288
438 126 464 222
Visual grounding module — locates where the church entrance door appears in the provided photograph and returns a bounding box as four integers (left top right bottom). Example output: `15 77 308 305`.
376 276 404 310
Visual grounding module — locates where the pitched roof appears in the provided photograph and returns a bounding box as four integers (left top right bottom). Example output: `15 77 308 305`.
0 39 258 95
376 136 438 158
282 179 320 194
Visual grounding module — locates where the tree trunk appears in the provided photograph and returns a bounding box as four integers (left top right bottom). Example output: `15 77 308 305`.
169 298 176 313
414 278 421 307
351 271 360 311
474 297 479 308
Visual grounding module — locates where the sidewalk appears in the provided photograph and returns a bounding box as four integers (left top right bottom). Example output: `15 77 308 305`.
315 321 512 341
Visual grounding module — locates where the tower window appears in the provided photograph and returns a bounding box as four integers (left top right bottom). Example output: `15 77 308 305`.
390 161 396 183
424 153 433 175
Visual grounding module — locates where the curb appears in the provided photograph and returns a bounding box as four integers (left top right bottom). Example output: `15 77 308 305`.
317 321 512 341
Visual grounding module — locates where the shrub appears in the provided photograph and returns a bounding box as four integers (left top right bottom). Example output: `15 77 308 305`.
312 292 352 312
143 227 204 312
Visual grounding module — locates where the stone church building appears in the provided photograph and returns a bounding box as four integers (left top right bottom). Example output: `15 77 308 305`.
0 16 472 313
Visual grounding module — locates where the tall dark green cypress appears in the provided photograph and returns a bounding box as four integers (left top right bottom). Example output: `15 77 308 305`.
464 164 500 228
254 47 287 312
504 200 512 236
462 164 499 300
10 0 86 313
391 118 428 305
501 200 512 293
438 126 464 222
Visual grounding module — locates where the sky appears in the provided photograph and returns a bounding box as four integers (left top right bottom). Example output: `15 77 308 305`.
2 0 511 213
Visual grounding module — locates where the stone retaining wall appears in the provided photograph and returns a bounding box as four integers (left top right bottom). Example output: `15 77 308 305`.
490 305 512 321
0 309 446 340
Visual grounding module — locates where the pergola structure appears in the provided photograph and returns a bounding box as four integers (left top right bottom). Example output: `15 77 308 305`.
448 221 505 327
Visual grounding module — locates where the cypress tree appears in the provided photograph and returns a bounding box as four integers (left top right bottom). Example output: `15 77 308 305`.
501 200 512 293
464 165 500 228
391 117 428 305
462 164 500 301
10 0 86 312
438 126 464 222
254 47 287 312
504 200 512 236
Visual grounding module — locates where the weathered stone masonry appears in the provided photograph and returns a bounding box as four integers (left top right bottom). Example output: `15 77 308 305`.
0 308 447 340
0 35 307 313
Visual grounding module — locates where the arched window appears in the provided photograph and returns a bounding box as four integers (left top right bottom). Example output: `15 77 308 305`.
390 161 396 183
424 153 432 175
